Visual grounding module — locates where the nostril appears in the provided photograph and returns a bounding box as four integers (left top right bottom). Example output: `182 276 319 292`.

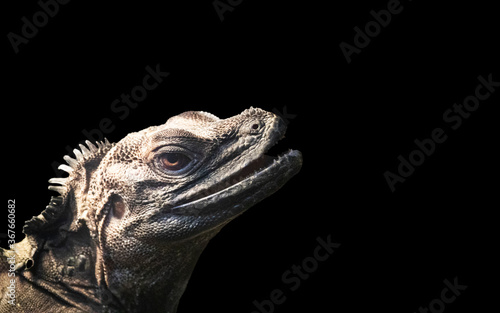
251 123 259 130
25 258 34 270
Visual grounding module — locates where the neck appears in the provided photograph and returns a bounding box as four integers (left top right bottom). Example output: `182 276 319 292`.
102 232 215 313
18 233 109 312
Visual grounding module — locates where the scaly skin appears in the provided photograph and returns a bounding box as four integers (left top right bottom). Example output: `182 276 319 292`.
0 107 302 313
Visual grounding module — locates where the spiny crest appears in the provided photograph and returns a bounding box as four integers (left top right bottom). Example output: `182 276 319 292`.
23 139 114 236
47 139 113 196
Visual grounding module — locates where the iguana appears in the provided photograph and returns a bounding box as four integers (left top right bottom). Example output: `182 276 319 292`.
0 107 302 313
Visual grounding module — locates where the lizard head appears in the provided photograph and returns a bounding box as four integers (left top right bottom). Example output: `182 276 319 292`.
30 107 301 311
91 107 300 309
93 107 301 243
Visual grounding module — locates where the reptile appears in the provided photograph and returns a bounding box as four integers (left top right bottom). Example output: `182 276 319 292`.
0 107 302 313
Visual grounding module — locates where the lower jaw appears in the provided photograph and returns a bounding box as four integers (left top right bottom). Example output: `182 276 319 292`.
169 149 302 216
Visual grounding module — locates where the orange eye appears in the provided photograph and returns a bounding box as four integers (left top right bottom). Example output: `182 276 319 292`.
160 153 191 171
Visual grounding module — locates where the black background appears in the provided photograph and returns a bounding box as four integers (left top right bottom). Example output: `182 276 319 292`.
2 0 498 312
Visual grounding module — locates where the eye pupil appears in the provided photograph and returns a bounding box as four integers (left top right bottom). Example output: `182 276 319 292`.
160 153 191 171
166 154 179 164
